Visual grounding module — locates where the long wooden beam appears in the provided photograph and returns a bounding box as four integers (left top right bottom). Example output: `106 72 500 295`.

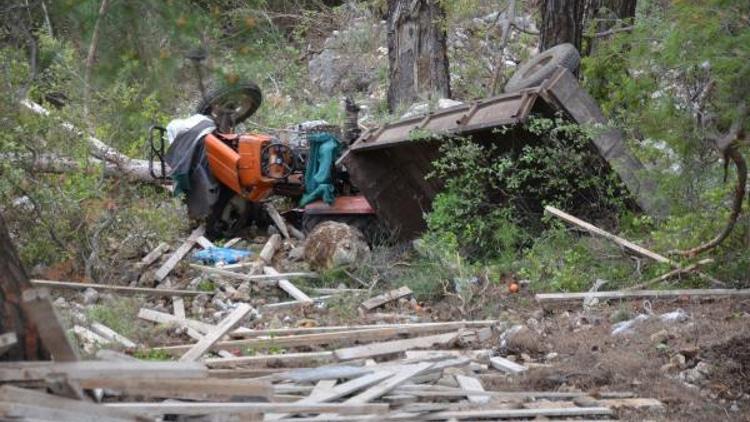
536 288 750 303
31 279 203 296
105 401 388 416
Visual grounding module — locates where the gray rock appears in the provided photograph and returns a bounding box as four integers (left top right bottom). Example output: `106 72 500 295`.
82 287 100 305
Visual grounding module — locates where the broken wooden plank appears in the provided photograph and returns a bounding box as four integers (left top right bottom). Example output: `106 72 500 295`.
360 286 413 311
173 296 186 320
179 303 254 362
138 308 214 332
259 233 282 264
424 406 614 420
334 331 460 361
314 288 367 295
309 379 338 399
262 295 332 310
90 322 136 348
78 377 272 400
154 225 205 282
265 203 290 239
190 264 317 285
0 361 207 382
346 363 432 404
0 333 17 357
545 205 672 264
106 401 388 417
0 386 136 422
545 206 724 287
223 237 242 248
455 374 490 404
205 351 335 368
137 242 169 268
22 288 78 361
599 397 665 411
265 266 313 303
265 371 393 421
229 320 499 338
489 356 528 374
32 279 203 296
536 288 750 303
154 327 403 355
137 308 255 338
196 235 215 249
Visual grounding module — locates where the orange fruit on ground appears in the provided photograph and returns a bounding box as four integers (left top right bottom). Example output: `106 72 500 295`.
508 282 519 294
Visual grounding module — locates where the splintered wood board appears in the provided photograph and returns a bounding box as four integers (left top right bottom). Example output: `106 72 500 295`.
334 331 459 361
154 225 205 282
360 286 413 310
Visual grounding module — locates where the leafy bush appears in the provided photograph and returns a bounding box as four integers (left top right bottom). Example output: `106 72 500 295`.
425 114 629 260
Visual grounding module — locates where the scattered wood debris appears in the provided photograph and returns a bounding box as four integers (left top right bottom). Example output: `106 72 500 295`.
3 221 679 421
360 285 413 311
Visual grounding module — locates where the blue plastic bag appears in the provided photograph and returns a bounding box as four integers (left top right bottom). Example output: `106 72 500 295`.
193 247 251 265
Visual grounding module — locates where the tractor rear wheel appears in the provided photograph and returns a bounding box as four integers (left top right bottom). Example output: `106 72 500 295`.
196 82 262 132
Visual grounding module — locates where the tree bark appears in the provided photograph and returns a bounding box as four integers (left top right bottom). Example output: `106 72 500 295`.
386 0 451 112
540 0 586 52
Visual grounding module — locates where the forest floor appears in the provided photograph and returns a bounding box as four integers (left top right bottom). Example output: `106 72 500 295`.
39 227 750 421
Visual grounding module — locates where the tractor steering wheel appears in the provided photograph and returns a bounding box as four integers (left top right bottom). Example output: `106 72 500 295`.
261 143 294 179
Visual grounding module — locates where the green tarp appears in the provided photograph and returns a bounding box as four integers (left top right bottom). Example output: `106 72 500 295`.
300 132 341 207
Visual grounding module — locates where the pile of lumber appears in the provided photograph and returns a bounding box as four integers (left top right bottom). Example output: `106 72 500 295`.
0 317 663 420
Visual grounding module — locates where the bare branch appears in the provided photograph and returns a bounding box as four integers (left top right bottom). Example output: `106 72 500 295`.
674 102 748 257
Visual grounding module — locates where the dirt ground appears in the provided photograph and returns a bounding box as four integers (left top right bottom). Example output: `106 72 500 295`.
462 294 750 421
233 285 750 421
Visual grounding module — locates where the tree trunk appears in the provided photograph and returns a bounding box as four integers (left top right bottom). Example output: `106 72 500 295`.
0 213 78 362
540 0 586 52
386 0 451 112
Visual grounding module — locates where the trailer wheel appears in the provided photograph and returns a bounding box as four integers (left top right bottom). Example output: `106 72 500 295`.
504 43 580 93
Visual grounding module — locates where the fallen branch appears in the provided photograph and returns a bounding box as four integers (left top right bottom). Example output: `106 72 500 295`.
20 99 170 181
627 258 714 290
3 152 165 184
674 102 747 256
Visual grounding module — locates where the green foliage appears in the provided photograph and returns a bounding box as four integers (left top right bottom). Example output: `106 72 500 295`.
197 279 216 292
133 348 173 361
425 115 628 260
581 0 750 285
86 298 140 338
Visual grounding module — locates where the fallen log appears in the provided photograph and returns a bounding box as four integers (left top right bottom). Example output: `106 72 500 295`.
20 99 170 181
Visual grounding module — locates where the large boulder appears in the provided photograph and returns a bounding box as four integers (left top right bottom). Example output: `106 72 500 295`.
303 221 370 270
